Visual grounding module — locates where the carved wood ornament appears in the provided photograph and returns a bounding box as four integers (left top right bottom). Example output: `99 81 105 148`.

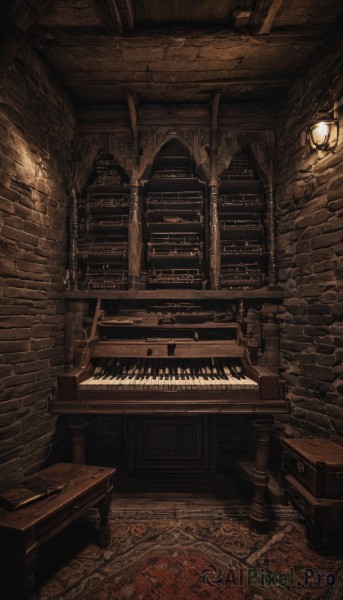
66 88 279 293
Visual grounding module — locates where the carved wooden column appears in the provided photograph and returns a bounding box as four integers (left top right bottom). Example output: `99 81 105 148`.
265 181 277 287
69 419 89 463
209 185 220 289
128 182 142 288
64 301 84 370
127 92 143 289
249 420 273 532
67 189 78 290
209 93 221 289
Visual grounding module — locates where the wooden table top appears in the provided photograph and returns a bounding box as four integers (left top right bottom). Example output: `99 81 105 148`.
0 463 115 532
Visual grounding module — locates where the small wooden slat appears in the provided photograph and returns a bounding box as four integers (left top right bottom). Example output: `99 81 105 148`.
258 0 284 34
63 288 284 300
92 340 245 358
99 321 240 329
90 298 102 340
250 0 284 35
127 90 138 134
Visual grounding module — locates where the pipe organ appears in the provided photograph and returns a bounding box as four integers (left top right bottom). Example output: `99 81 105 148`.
52 140 288 532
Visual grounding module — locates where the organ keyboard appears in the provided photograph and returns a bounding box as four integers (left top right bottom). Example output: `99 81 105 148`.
79 358 258 392
54 298 285 413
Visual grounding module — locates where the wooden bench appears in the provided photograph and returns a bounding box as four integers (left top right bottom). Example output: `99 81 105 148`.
0 462 115 600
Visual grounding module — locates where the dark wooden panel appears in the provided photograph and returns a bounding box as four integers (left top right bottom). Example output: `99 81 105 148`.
92 340 244 358
125 414 217 473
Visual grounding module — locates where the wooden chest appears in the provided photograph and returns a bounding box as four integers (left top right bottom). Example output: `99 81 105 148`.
284 474 343 552
281 437 343 499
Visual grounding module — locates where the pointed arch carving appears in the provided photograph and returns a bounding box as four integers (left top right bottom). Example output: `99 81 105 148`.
65 133 131 195
135 127 209 183
108 133 133 179
248 132 275 185
217 131 241 178
65 133 103 196
217 131 275 186
67 133 132 194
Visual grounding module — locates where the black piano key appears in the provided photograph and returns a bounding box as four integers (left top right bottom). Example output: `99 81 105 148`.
109 359 121 379
205 358 214 380
139 358 146 380
235 363 246 379
151 359 157 379
229 363 241 379
218 359 228 380
201 359 208 380
127 359 136 379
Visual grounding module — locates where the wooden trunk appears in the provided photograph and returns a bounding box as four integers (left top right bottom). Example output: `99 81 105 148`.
284 474 343 552
282 437 343 499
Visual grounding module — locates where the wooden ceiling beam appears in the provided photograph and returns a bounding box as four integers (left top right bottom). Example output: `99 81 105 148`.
0 0 51 77
93 0 134 34
29 25 322 45
58 76 289 88
250 0 284 35
77 102 277 132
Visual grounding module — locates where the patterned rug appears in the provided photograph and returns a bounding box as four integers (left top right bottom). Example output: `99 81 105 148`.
31 504 343 600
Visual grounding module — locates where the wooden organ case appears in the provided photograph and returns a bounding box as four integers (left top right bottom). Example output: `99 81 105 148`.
52 141 289 531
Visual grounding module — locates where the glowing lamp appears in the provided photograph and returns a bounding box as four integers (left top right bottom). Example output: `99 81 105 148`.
306 111 338 151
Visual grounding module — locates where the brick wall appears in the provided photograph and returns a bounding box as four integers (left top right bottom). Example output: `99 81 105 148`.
0 44 76 478
275 29 343 442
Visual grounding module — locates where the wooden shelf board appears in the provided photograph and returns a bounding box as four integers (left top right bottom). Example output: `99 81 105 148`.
63 288 284 300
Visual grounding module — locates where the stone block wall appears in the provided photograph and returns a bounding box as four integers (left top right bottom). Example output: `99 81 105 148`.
275 27 343 442
0 44 76 478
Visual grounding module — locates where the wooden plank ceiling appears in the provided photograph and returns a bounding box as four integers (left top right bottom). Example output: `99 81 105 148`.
21 0 343 106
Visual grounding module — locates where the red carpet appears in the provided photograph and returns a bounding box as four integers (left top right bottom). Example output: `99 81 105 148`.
32 506 343 600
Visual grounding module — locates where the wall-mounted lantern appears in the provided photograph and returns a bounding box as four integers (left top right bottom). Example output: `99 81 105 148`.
306 110 339 151
305 76 339 152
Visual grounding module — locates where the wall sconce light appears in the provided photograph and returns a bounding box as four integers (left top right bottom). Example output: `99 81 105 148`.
306 110 339 151
305 76 338 152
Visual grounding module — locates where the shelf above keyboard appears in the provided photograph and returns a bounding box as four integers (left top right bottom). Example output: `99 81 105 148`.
64 287 284 300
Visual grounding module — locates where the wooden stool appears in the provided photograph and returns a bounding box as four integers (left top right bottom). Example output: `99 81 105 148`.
0 463 115 600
